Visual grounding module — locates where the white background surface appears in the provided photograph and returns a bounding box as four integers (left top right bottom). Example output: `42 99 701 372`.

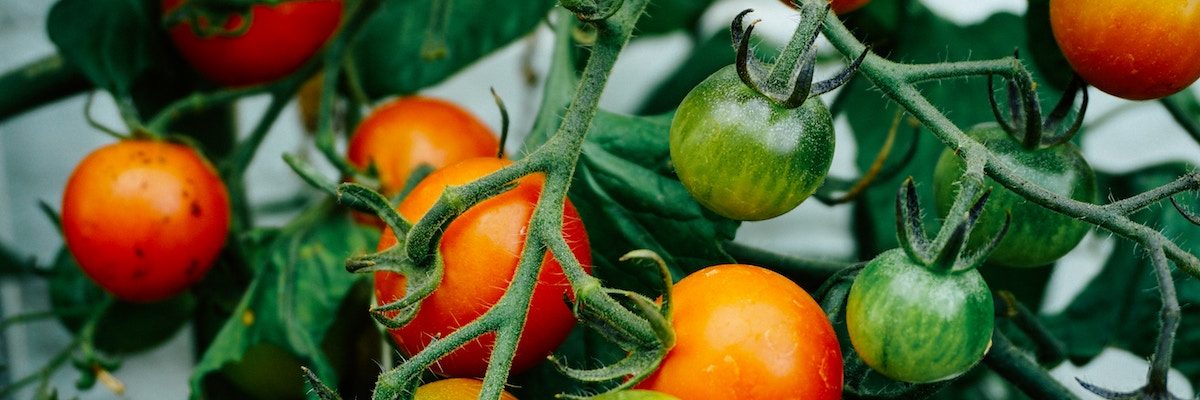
1 0 1198 398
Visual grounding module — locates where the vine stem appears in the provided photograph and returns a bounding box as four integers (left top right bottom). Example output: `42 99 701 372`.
1160 95 1200 149
0 55 90 122
809 0 1199 395
983 329 1078 400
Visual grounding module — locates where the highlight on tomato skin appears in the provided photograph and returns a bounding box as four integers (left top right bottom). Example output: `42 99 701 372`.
162 0 345 87
373 157 591 378
1049 0 1200 100
637 264 843 400
61 140 230 303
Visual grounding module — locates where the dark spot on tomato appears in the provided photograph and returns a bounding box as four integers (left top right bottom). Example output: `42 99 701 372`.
191 202 202 217
186 259 200 276
132 267 148 279
182 190 190 198
140 181 149 190
158 156 166 164
135 247 144 258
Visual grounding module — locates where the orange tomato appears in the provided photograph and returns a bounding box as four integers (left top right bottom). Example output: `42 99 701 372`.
62 140 230 302
1050 0 1200 100
638 264 842 400
348 97 499 197
414 378 518 400
374 158 590 377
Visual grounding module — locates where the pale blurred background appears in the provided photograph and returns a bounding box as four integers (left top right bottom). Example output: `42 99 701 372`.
1 0 1197 398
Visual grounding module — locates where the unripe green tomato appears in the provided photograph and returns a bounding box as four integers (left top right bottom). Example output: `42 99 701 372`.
846 249 994 383
932 124 1096 267
594 390 681 400
669 65 835 221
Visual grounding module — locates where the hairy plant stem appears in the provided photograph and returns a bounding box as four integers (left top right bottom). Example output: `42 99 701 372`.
807 0 1199 395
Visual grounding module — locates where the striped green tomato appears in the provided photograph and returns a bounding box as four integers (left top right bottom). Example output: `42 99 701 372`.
846 249 994 383
669 65 834 221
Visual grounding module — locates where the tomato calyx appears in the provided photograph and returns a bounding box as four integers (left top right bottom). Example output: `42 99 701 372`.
162 1 254 38
987 65 1089 149
731 8 865 109
896 177 1010 273
561 0 623 21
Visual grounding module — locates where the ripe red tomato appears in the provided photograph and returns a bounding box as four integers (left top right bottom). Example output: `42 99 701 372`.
779 0 871 15
347 97 499 197
162 0 344 87
62 140 230 303
1050 0 1200 100
414 378 519 400
637 264 842 400
374 158 591 377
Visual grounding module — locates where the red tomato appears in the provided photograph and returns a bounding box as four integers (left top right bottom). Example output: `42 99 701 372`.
638 264 842 400
414 378 519 400
1050 0 1200 100
163 0 343 87
374 158 591 377
347 97 499 197
62 140 230 303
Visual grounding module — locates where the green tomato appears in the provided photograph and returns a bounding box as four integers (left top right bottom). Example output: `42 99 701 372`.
933 123 1096 267
669 64 835 221
594 390 681 400
846 249 994 383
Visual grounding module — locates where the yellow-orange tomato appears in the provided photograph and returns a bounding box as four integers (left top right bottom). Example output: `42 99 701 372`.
348 97 499 197
374 158 590 377
414 378 518 400
638 264 842 400
1050 0 1200 100
779 0 870 15
62 140 229 302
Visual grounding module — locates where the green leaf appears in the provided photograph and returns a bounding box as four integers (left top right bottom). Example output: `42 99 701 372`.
1044 162 1200 386
1024 0 1073 90
189 202 377 396
351 0 554 99
47 0 158 95
634 0 716 37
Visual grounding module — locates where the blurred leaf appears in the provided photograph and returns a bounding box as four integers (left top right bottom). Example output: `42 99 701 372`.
351 0 553 99
635 0 716 36
1024 0 1072 90
637 28 732 115
47 247 195 355
1044 162 1200 386
47 0 159 95
190 202 377 395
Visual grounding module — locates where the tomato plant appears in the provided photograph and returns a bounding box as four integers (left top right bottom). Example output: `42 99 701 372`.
846 249 994 383
347 96 499 196
933 124 1096 267
61 140 229 303
669 65 834 221
374 157 591 377
778 0 871 14
637 264 842 400
1050 0 1200 100
414 378 518 400
162 0 344 87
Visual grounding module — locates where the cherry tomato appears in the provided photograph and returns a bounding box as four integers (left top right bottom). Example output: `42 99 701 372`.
637 264 842 400
933 124 1096 267
374 158 591 377
1050 0 1200 100
846 248 994 383
414 378 518 400
670 65 834 221
62 140 230 303
779 0 871 15
163 0 344 87
347 96 499 197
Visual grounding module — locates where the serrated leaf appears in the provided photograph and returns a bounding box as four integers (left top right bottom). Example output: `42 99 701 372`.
189 203 377 396
47 0 158 95
351 0 553 99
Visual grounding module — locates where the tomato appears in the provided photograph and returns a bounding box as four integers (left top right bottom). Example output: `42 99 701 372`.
846 249 994 383
62 140 230 303
163 0 343 87
414 378 518 400
594 390 681 400
778 0 871 15
374 158 591 377
637 264 842 400
933 124 1096 267
348 97 499 197
670 65 834 221
1050 0 1200 100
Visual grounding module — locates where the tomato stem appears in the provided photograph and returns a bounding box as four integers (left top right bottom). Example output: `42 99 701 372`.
982 329 1078 400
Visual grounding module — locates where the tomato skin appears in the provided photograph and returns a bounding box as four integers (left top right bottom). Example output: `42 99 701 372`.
414 378 518 400
347 97 499 197
932 124 1096 267
778 0 870 14
163 0 343 87
670 65 834 221
637 264 842 400
1050 0 1200 100
374 158 591 377
846 249 994 383
62 140 230 303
